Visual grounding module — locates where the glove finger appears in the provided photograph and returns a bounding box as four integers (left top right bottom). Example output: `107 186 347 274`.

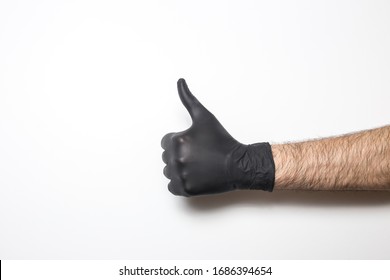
161 132 175 150
168 180 187 196
162 150 168 164
177 78 207 122
163 165 171 179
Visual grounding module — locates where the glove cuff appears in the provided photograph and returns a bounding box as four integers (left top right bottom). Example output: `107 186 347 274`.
230 142 275 192
247 142 275 191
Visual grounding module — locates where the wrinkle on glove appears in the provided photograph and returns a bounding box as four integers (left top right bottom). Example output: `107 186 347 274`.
161 78 275 197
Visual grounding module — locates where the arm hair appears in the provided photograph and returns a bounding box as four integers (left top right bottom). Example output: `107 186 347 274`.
272 125 390 190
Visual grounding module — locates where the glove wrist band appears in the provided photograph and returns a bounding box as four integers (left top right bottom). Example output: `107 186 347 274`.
246 142 275 192
231 142 275 192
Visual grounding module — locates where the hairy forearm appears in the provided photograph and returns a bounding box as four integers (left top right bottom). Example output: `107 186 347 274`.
272 126 390 190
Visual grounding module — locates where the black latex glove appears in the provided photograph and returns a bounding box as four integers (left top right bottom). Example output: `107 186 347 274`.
161 79 275 196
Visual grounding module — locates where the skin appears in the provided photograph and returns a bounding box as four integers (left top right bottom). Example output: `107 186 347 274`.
272 125 390 190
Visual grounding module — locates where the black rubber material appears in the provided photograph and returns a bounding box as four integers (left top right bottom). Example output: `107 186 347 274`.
161 78 275 196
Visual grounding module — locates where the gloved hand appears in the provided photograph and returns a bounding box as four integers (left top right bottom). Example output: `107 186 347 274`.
161 79 275 196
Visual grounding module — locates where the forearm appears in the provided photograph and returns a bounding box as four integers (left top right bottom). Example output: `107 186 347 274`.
272 126 390 190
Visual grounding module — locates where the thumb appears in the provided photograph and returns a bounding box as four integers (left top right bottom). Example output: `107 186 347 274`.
177 78 207 121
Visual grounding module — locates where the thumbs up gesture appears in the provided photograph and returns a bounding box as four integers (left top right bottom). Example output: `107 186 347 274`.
161 79 275 196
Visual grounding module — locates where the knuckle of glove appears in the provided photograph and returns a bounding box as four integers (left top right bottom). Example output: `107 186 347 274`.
182 182 199 196
163 132 195 196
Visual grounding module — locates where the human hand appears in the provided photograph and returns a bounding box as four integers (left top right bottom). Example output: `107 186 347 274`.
161 79 275 196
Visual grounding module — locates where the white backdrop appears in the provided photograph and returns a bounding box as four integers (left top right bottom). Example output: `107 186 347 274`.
1 0 390 259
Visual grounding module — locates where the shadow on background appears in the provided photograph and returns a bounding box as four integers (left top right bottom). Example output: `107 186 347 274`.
185 190 390 211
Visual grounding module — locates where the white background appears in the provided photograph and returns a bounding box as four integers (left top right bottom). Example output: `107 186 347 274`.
1 0 390 259
3 260 390 280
